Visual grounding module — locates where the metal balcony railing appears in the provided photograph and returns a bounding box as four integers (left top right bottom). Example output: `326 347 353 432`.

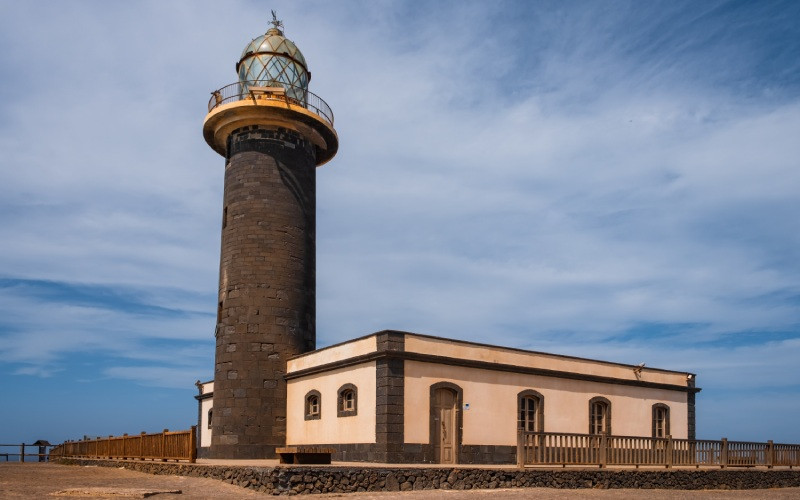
208 81 334 127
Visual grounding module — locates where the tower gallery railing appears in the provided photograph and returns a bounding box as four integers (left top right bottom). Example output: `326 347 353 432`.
517 431 800 468
48 427 197 463
208 80 334 127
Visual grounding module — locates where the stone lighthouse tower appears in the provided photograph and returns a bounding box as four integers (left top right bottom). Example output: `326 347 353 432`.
202 15 338 459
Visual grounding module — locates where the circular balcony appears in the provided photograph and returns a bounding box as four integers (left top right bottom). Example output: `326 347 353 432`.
204 81 338 165
208 81 334 127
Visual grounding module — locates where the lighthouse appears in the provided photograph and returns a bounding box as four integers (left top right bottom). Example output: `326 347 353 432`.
202 14 338 459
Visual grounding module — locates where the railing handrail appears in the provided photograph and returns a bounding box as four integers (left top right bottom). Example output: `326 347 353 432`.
517 430 800 469
208 80 334 127
0 443 56 462
49 427 197 463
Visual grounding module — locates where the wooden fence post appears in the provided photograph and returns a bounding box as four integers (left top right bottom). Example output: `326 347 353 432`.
189 426 198 464
19 444 25 463
767 440 774 469
162 429 168 462
516 431 525 468
599 433 607 468
720 438 728 469
666 435 673 469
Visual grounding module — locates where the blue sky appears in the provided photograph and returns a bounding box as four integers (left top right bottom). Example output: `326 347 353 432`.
1 0 799 445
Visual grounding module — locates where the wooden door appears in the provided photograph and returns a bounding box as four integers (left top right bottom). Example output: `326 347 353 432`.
432 388 457 464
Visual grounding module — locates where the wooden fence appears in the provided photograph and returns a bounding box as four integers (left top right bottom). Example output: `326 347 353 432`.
517 431 800 468
49 427 197 463
0 443 54 462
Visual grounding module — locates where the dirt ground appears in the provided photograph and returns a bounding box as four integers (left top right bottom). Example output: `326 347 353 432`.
1 463 800 499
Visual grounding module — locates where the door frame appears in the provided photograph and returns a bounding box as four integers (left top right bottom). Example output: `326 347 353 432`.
429 381 463 464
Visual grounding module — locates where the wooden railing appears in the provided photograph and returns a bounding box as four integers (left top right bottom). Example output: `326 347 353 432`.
517 431 800 469
0 443 55 462
49 427 197 463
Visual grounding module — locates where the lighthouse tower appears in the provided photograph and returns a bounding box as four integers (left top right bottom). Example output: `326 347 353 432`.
202 16 338 459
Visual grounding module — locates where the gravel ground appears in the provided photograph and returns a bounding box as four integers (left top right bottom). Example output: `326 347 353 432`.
1 463 800 499
0 463 263 499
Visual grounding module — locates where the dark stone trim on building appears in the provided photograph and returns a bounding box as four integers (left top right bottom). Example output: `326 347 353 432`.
57 459 800 494
373 331 405 463
298 442 516 466
337 383 358 418
286 349 700 394
315 443 379 462
460 445 517 465
304 390 321 421
376 330 405 352
589 396 612 435
386 444 509 465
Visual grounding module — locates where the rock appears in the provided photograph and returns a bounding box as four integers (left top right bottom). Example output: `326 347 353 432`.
385 473 399 491
447 470 458 485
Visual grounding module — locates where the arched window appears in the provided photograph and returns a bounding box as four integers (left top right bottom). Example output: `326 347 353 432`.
589 396 611 435
304 390 321 421
337 383 358 417
207 409 213 429
517 390 545 432
652 403 670 438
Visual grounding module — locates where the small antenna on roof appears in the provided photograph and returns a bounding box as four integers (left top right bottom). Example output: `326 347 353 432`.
270 10 284 31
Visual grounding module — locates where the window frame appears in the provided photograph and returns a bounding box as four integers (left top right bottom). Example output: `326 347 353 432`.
588 396 612 435
304 390 322 421
517 389 545 433
652 403 670 438
337 383 358 417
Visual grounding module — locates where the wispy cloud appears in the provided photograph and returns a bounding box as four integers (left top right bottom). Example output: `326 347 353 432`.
0 0 798 443
0 279 214 381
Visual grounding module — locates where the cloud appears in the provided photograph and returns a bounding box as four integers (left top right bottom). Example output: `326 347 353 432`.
104 364 208 390
0 279 214 384
0 0 798 442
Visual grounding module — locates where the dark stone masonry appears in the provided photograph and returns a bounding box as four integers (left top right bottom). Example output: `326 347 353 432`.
54 459 800 495
211 125 318 459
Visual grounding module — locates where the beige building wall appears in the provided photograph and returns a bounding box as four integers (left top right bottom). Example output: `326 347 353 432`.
286 361 377 445
404 360 689 446
404 335 688 386
198 381 214 448
287 335 377 372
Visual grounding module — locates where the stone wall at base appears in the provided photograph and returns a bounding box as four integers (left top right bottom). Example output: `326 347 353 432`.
307 443 516 465
53 459 800 495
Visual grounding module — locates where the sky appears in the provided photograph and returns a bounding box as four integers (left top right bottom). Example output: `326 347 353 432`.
0 0 799 446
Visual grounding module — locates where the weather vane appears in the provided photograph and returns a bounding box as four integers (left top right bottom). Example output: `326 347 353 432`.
270 10 284 31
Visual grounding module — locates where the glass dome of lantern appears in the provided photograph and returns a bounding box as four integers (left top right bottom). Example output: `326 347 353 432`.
236 12 310 103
